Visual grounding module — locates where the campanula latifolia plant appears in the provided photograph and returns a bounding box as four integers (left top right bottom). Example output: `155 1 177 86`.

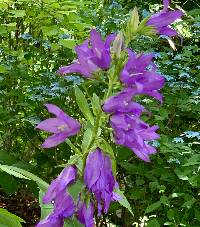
35 1 183 226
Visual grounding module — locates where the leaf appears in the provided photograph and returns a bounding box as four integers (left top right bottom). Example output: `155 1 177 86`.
147 218 160 227
81 125 93 152
0 208 25 227
0 151 16 165
74 86 94 125
68 180 84 202
65 217 83 227
160 195 170 206
91 93 101 116
0 164 49 192
0 65 6 73
60 39 76 49
145 201 161 214
0 172 18 194
39 190 53 220
115 189 134 216
9 10 26 18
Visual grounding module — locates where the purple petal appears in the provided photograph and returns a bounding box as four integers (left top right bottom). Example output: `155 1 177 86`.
158 26 178 36
36 213 64 227
147 10 183 29
77 201 94 227
57 62 93 78
105 33 116 49
54 193 75 218
90 29 105 53
36 118 67 134
163 0 170 11
41 132 68 148
84 149 103 188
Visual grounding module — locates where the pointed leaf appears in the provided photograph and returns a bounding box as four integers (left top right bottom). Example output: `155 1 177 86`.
74 86 94 125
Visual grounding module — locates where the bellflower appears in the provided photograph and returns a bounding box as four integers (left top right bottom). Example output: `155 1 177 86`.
77 200 95 227
110 113 160 162
36 166 77 227
84 149 119 215
120 49 165 102
103 88 145 116
57 29 115 78
146 0 183 37
36 104 81 148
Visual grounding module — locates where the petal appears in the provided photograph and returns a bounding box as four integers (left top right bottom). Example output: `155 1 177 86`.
36 118 66 133
57 165 77 187
147 10 183 28
77 201 94 227
158 26 178 37
54 193 75 218
84 149 103 188
136 53 154 71
36 213 64 227
90 29 105 53
130 146 151 162
105 33 116 49
163 0 170 11
41 132 68 148
43 179 58 203
44 104 68 120
57 62 92 78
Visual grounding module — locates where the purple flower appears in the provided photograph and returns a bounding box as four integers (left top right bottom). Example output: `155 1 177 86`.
57 29 115 78
146 0 183 37
110 113 160 162
120 49 165 102
36 104 81 148
103 88 145 116
36 166 77 227
77 200 94 227
84 149 119 215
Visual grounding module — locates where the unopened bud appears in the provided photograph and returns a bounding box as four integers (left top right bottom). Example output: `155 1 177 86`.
129 7 139 35
112 31 123 58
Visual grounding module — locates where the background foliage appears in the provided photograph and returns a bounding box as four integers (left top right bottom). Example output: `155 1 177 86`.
0 0 199 226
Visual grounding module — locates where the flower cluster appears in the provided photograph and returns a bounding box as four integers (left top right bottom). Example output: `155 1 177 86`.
36 149 118 227
103 50 164 162
146 0 183 37
36 2 184 224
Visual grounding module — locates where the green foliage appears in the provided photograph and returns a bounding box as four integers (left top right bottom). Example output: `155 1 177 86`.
0 208 25 227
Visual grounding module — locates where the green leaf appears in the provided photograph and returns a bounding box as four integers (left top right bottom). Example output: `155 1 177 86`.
0 25 6 35
0 151 16 165
160 195 170 206
91 93 101 116
60 39 76 49
115 189 134 216
147 218 160 227
145 201 161 214
68 180 84 202
81 125 93 152
0 208 25 227
0 164 49 191
9 10 26 18
65 217 83 227
0 65 6 73
74 86 94 125
39 190 53 220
